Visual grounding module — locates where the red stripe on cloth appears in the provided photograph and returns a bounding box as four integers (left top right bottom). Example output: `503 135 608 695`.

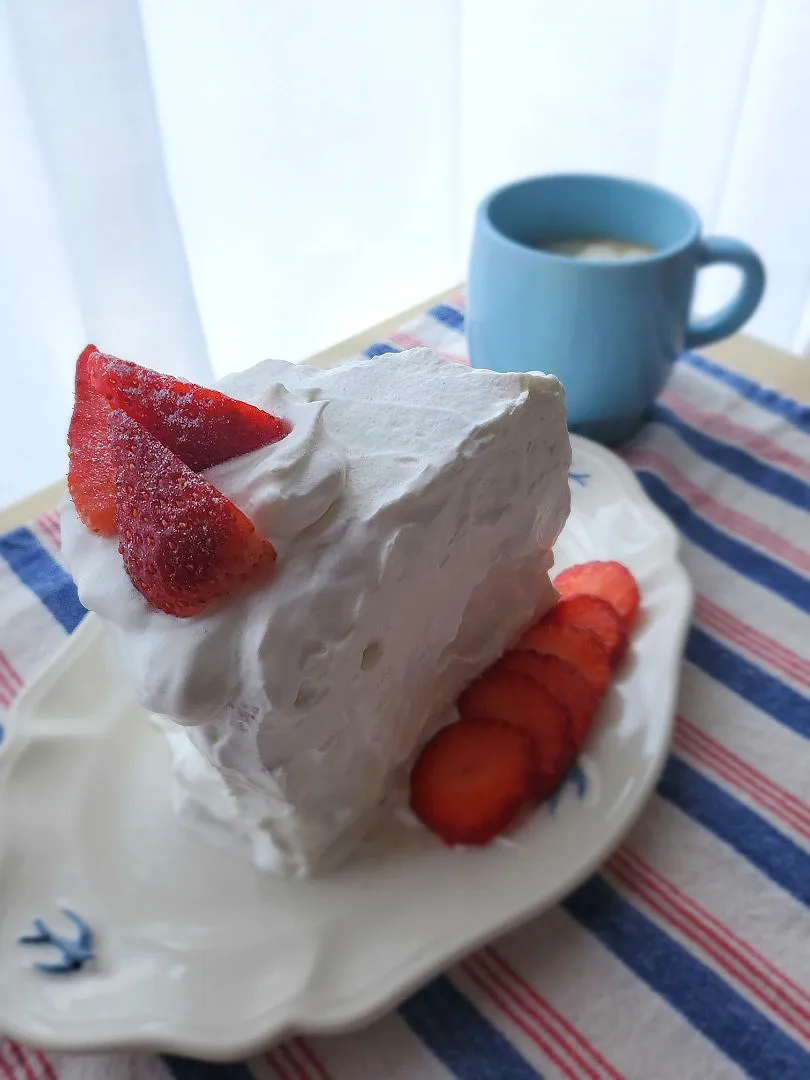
0 1046 17 1080
263 1049 297 1080
34 513 61 550
0 652 23 710
481 949 625 1080
40 509 60 529
0 652 24 691
462 956 593 1080
625 449 810 574
675 717 810 841
694 595 810 689
0 1044 22 1080
276 1045 309 1080
661 389 810 484
389 331 470 366
607 849 810 1043
33 515 50 544
32 1056 56 1080
293 1039 331 1080
2 1044 38 1080
44 516 60 545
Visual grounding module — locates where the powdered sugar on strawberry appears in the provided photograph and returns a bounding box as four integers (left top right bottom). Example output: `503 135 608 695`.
111 411 277 617
94 353 291 470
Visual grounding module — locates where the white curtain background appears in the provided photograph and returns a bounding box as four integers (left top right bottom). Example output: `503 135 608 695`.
1 0 809 507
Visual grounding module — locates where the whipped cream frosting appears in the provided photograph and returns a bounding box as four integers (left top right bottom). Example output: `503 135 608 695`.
61 348 571 875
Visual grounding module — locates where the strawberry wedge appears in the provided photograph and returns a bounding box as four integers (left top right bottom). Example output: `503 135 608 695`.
111 410 277 617
93 351 291 471
67 345 117 535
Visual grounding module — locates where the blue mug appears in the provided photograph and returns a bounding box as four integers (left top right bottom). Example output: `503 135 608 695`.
466 174 766 444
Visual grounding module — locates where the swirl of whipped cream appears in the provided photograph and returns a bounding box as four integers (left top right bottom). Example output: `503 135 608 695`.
61 359 347 725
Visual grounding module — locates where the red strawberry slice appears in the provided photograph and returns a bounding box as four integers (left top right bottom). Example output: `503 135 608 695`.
554 561 640 630
520 622 611 696
499 650 599 751
111 410 276 617
67 345 117 535
543 595 628 668
458 669 575 799
94 353 291 471
409 718 534 845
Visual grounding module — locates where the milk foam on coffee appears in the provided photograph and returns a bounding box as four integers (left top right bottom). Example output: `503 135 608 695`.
538 237 654 261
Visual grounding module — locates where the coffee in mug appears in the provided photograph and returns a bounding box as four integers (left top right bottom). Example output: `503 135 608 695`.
535 237 655 261
467 174 766 445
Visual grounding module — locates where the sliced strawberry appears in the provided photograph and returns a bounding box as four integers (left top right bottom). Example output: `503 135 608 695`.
554 561 640 631
458 669 574 799
498 650 599 751
67 345 117 535
409 718 534 845
111 411 276 617
94 354 291 471
543 595 627 668
520 622 611 696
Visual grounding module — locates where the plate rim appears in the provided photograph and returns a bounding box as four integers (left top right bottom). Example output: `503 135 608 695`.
0 434 694 1059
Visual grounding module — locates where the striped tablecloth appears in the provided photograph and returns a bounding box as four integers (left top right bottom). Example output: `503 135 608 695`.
1 295 809 1079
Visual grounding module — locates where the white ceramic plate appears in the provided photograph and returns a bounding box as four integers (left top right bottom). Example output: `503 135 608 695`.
0 435 692 1059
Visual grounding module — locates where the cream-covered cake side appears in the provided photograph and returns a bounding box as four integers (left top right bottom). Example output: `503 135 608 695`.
62 348 571 876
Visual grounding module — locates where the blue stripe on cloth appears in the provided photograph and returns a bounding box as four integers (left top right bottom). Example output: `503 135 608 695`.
564 875 810 1079
364 341 401 358
428 304 465 332
687 627 810 739
163 1058 254 1080
636 471 810 614
0 527 85 633
684 353 810 434
399 975 543 1079
652 404 810 511
659 756 810 905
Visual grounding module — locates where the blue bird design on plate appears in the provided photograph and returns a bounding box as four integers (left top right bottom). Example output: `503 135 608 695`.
547 762 588 813
19 909 94 974
568 471 590 487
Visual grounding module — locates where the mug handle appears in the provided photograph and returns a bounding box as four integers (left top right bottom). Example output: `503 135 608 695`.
685 236 766 349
